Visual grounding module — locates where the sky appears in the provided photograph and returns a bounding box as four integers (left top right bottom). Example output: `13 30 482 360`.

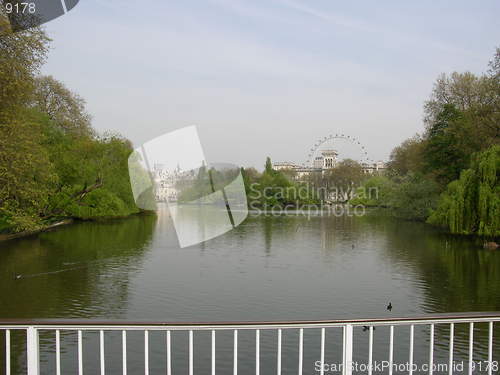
41 0 500 168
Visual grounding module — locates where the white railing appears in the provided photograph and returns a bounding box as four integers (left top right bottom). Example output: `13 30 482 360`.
0 312 498 375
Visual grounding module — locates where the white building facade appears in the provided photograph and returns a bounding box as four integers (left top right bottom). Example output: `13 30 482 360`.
272 150 386 179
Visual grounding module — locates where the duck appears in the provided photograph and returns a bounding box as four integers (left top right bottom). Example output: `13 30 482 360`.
484 242 498 250
387 302 393 311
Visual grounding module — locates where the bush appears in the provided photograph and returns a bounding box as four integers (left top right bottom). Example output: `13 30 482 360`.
390 175 440 221
350 176 395 207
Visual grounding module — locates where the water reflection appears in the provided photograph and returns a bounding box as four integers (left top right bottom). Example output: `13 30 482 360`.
0 214 156 374
0 214 156 318
0 210 498 374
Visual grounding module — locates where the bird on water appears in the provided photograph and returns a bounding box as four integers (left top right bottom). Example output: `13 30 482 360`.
387 302 393 311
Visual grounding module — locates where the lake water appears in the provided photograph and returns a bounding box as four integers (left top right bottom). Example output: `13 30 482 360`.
1 207 499 374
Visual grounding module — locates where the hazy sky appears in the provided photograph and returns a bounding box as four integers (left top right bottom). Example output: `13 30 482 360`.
41 0 499 168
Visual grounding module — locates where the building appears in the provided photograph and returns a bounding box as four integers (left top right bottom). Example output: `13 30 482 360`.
272 150 339 179
319 149 338 169
361 161 386 174
272 150 386 180
272 161 301 171
153 164 197 202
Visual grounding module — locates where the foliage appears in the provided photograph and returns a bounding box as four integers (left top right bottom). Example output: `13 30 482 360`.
428 145 500 236
0 20 55 232
423 104 472 185
303 159 366 202
0 109 58 231
31 75 93 137
264 157 274 174
323 159 364 192
383 49 499 228
389 174 440 221
350 175 395 207
488 47 500 79
241 167 260 197
244 158 320 208
61 188 133 219
424 70 499 145
350 174 439 221
0 14 49 112
0 21 139 233
386 135 426 178
41 127 139 220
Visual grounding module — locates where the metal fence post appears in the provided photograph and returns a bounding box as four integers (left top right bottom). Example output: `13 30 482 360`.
343 324 353 375
26 326 39 375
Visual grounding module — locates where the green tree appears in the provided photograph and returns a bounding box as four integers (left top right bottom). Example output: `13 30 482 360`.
324 159 364 200
0 109 58 231
31 75 93 136
389 174 440 221
350 175 395 207
387 135 425 178
264 156 275 175
0 15 56 231
0 14 49 113
424 69 499 152
423 104 469 185
351 173 439 221
428 145 499 236
488 47 500 79
241 167 261 197
0 20 139 232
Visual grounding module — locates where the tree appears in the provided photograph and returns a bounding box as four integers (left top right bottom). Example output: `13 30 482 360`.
264 157 275 175
350 175 395 207
0 14 49 113
389 174 440 221
0 110 58 231
423 104 470 185
31 75 93 136
0 15 56 231
42 129 138 219
428 145 499 236
487 47 499 80
324 159 364 200
387 135 425 177
424 70 499 149
421 51 500 186
241 167 261 197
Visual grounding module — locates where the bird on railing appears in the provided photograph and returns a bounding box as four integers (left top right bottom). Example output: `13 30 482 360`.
387 302 393 311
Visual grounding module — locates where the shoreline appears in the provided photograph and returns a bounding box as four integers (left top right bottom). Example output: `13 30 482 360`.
0 219 74 242
0 210 156 243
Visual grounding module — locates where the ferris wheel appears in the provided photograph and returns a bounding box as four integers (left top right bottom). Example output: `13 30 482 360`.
304 133 374 167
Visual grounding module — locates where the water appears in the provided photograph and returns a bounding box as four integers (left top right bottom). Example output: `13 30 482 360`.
0 208 499 374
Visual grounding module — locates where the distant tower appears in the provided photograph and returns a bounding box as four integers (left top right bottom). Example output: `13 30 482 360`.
321 149 338 169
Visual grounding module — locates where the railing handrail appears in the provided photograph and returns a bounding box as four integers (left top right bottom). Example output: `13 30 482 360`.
1 313 497 375
1 311 499 329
